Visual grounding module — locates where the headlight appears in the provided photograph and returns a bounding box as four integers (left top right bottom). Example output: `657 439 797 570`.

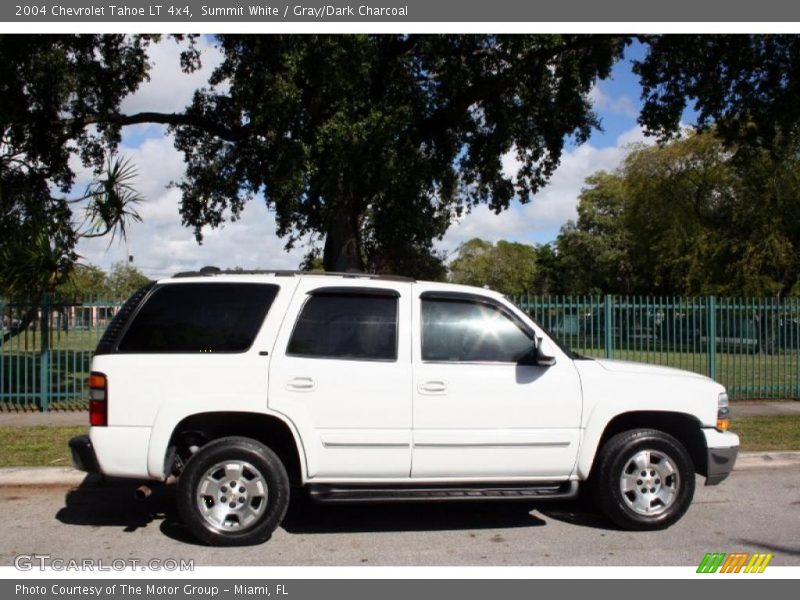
717 392 730 431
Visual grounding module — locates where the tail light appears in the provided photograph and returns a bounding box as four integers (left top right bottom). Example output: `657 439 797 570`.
89 372 108 426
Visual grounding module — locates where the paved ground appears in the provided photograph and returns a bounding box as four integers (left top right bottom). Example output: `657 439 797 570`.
0 467 797 567
2 401 798 426
730 401 800 417
0 411 88 426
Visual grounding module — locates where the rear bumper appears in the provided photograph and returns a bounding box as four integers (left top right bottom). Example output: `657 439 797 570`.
703 429 740 486
68 434 101 474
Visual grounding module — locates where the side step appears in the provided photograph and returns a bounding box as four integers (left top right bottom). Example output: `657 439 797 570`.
307 481 578 503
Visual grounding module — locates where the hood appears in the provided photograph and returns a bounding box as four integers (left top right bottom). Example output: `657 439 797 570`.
591 358 711 381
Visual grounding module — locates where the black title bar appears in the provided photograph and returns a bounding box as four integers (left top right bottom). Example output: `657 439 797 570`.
4 0 800 22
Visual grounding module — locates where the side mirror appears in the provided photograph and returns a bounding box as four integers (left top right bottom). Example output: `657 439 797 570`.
535 337 557 367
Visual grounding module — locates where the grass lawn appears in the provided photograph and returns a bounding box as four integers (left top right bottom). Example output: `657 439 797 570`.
0 425 87 467
0 417 798 468
733 415 800 451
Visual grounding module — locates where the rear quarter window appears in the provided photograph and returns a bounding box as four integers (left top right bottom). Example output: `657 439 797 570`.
117 283 278 353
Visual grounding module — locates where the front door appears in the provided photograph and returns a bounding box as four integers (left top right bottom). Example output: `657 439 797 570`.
411 287 582 479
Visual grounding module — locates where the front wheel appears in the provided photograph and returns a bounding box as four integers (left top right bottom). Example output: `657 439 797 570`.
593 429 695 530
177 436 290 546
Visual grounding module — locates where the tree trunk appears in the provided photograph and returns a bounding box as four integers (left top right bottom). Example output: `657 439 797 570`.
0 306 37 348
322 209 364 272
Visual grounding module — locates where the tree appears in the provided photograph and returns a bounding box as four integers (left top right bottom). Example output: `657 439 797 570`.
556 132 800 296
448 239 494 286
56 264 107 301
449 238 539 296
0 35 152 302
553 171 635 294
635 35 800 150
172 35 628 275
105 262 151 298
8 33 800 292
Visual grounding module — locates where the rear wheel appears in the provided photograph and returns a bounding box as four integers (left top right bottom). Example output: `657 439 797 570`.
593 429 695 530
177 436 290 546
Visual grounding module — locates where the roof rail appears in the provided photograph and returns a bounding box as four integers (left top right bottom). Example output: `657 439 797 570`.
171 268 416 283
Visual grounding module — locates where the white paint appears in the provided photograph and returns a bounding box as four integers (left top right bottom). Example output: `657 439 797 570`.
86 274 737 489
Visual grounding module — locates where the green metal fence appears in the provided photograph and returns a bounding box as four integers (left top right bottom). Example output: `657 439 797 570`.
0 295 124 411
1 294 799 411
515 295 800 400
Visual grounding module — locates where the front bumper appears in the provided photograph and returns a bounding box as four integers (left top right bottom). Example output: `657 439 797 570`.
703 429 740 486
68 434 101 474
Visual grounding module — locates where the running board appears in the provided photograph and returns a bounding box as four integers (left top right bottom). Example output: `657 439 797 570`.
306 481 578 503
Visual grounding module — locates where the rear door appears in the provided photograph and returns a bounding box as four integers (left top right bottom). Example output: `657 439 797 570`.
268 280 412 479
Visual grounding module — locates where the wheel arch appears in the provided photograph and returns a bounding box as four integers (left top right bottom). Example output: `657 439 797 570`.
580 411 708 480
166 411 306 487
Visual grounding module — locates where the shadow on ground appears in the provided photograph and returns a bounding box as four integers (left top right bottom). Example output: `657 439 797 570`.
734 539 800 557
535 500 621 532
55 476 177 534
279 498 549 535
55 478 617 544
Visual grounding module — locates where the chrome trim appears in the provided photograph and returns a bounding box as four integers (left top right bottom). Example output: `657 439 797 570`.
414 441 571 449
322 442 409 449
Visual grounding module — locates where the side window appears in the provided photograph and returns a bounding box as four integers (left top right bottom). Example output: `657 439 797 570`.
117 283 278 353
287 293 398 361
422 298 533 363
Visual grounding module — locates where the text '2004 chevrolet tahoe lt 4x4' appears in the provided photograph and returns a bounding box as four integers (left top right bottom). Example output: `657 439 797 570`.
69 269 739 546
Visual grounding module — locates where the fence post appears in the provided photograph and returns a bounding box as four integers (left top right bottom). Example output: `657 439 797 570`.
604 294 614 359
707 295 717 381
39 293 51 412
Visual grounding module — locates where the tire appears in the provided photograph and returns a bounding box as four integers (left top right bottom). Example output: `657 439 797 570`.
177 436 290 546
593 429 695 531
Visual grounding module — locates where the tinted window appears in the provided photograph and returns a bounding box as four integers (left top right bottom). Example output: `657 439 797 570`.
287 294 397 360
422 299 533 363
117 283 278 353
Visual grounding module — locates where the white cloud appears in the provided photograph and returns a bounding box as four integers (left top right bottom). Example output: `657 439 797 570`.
73 134 307 280
588 84 638 118
440 125 652 252
72 37 308 279
120 36 224 114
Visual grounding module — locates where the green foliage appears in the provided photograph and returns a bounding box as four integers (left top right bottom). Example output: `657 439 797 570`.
636 35 800 149
554 171 634 294
54 262 150 302
7 34 800 294
449 238 539 296
56 264 107 300
173 35 628 275
105 262 151 298
81 155 144 243
0 35 154 300
553 132 800 296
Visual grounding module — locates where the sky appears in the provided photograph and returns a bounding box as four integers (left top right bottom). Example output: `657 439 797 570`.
74 38 656 280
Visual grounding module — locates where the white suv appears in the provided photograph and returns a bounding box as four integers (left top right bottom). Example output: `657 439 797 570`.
69 270 739 546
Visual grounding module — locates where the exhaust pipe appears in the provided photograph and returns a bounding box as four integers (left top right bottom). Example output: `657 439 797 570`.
135 485 152 500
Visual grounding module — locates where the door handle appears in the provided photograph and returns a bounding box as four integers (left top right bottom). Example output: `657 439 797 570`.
286 377 316 391
418 380 447 394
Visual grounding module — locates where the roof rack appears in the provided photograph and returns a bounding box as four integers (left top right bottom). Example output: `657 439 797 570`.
171 267 416 283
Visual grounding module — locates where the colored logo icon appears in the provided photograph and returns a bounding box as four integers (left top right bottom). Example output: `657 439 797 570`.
697 552 773 573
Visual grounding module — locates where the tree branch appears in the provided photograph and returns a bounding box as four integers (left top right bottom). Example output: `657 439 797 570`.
78 112 254 142
421 35 623 138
